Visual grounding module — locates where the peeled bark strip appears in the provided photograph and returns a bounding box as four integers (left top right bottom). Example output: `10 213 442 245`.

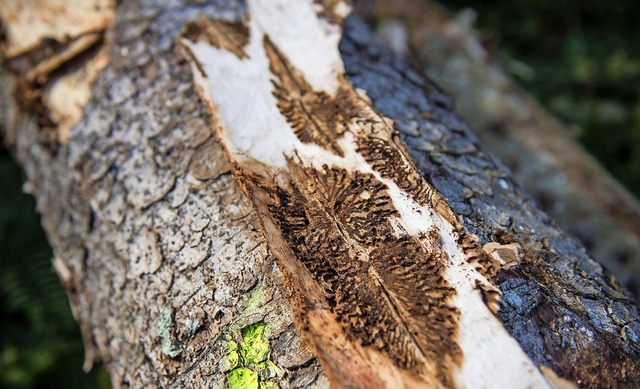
0 0 114 144
179 1 565 387
0 0 113 58
1 0 639 388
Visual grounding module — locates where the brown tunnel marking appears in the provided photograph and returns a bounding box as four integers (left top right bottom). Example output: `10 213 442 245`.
181 16 250 59
258 161 462 384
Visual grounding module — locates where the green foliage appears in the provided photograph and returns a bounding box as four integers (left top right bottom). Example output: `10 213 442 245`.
445 0 640 197
0 150 106 389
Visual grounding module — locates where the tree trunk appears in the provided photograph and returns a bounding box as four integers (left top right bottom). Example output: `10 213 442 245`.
1 0 638 388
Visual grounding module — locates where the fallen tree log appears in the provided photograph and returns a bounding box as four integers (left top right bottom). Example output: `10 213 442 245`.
1 0 638 388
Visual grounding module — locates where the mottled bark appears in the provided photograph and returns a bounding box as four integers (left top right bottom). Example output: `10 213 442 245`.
1 1 638 388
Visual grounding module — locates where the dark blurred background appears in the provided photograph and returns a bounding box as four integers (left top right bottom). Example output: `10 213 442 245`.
1 0 638 387
0 148 109 388
445 0 640 198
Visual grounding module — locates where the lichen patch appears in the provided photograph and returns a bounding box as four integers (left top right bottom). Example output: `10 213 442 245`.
222 322 281 389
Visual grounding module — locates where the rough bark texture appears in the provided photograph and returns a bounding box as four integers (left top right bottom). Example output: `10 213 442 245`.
3 1 326 388
342 19 640 386
357 0 640 299
1 0 639 388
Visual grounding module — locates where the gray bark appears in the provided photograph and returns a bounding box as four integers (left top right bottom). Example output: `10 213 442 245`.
1 0 638 388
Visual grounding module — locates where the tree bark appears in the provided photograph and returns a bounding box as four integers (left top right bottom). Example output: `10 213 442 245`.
356 0 640 301
1 0 638 388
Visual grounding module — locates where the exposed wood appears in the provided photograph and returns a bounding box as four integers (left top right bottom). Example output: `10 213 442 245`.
356 0 640 299
0 0 638 388
341 16 640 388
44 45 110 143
180 1 552 387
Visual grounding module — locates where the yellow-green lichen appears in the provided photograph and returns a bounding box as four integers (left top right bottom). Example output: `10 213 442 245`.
224 321 280 389
259 379 279 389
241 322 270 365
228 367 259 389
243 287 266 312
219 336 241 373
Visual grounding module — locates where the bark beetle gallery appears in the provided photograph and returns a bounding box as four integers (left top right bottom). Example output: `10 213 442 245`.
180 0 562 387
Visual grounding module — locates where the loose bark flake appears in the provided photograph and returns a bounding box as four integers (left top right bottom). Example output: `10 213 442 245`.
0 0 114 143
0 0 113 58
180 0 561 387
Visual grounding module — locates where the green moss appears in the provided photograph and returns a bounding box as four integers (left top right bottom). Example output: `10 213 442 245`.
256 360 281 382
